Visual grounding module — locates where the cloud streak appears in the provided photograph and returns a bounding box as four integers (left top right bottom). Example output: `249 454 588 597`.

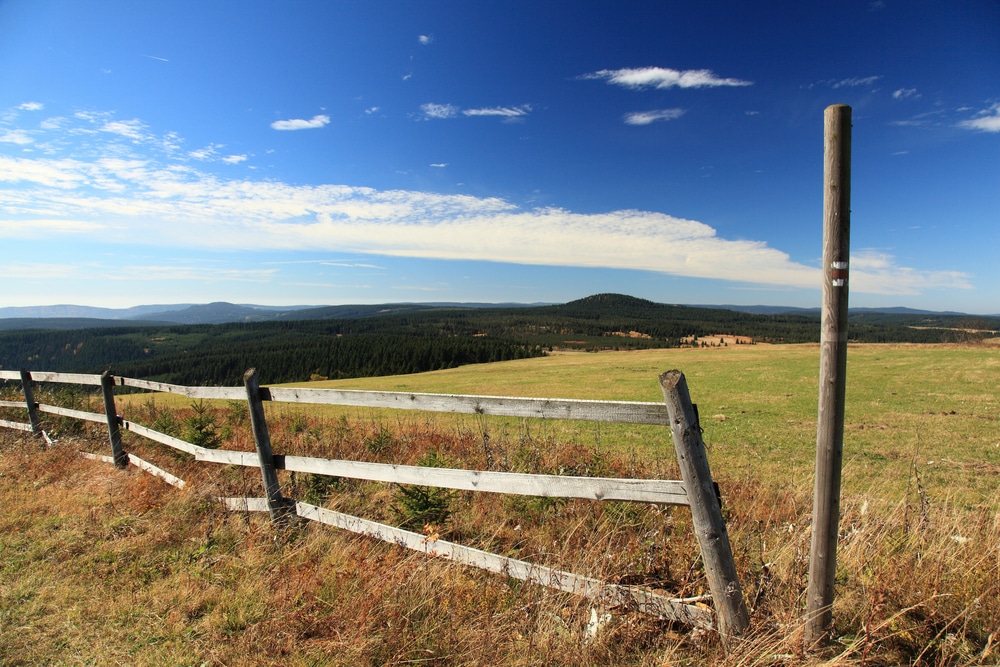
581 67 752 90
624 109 685 125
270 115 330 130
420 103 533 121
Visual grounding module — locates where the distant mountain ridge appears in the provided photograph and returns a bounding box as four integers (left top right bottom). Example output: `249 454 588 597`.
0 296 991 329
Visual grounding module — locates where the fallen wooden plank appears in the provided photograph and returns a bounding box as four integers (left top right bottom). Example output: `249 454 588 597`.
128 454 187 489
295 501 714 629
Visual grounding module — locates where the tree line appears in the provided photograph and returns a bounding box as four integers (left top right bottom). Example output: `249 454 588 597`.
1 293 995 385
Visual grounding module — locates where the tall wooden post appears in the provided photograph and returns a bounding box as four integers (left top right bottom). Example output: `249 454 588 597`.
243 368 295 524
19 369 43 439
805 104 852 648
660 370 749 644
100 371 129 469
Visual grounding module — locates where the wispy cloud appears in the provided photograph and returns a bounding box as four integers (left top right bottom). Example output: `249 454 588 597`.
463 105 533 118
189 143 222 160
222 154 248 164
893 88 919 100
429 163 448 168
418 34 433 45
833 75 882 88
270 114 330 131
0 109 969 297
0 130 34 145
420 103 459 120
142 54 169 62
806 75 882 90
364 106 380 115
580 67 752 90
100 119 148 141
421 103 533 121
850 250 972 294
19 102 44 111
623 109 685 125
957 103 1000 133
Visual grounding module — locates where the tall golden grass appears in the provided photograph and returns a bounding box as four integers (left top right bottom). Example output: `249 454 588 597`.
1 391 997 666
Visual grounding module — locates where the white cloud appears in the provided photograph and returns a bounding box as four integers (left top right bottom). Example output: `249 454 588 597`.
832 75 881 88
957 104 1000 133
100 119 148 141
581 67 752 90
222 154 248 164
624 109 685 125
463 105 532 118
429 163 448 168
19 102 44 111
364 106 380 115
0 130 33 145
189 144 221 160
418 34 433 45
420 103 459 119
893 88 919 100
850 250 972 295
270 114 330 130
0 110 971 298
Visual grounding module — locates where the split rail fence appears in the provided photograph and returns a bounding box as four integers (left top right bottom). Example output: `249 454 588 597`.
0 367 749 641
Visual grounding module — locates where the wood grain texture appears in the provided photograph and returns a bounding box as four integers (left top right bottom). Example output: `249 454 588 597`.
266 387 670 425
806 104 852 649
660 370 749 642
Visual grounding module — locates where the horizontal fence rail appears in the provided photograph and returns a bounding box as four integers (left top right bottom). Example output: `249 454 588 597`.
0 367 748 641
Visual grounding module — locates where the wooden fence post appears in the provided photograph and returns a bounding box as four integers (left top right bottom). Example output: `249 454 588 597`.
805 104 852 649
100 371 129 469
659 370 749 644
243 368 295 524
19 369 43 439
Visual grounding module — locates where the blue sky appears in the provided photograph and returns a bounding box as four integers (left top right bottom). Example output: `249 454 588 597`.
1 1 998 313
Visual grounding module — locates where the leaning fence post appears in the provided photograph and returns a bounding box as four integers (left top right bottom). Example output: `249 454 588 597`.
100 371 129 469
659 370 749 644
243 368 295 524
19 369 43 439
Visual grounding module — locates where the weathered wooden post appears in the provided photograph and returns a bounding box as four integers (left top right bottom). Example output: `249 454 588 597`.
100 371 129 468
659 370 749 644
805 103 852 648
19 369 43 439
243 368 296 524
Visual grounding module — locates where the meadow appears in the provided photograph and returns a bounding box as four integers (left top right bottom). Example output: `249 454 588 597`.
0 342 997 665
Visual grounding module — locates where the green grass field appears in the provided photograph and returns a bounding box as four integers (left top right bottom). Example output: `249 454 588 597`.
276 343 999 505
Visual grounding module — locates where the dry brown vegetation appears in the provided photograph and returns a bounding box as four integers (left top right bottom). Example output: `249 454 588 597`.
1 385 998 666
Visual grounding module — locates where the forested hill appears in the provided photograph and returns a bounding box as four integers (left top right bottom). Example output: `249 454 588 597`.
0 294 996 386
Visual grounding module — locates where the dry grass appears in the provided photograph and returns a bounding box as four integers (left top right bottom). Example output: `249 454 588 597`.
1 344 998 665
